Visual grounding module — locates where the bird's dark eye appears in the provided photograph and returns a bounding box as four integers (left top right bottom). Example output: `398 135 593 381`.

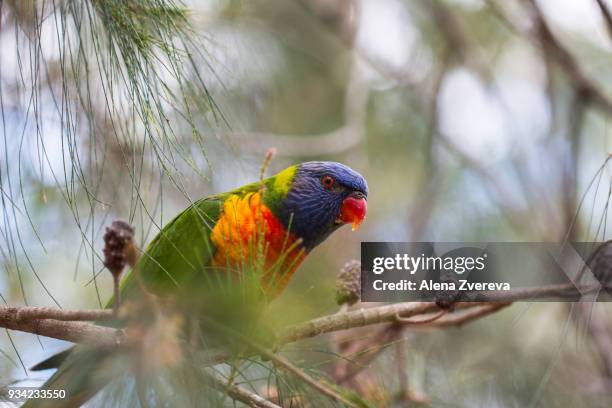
321 175 335 189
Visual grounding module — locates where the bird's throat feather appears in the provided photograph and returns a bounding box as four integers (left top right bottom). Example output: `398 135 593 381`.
211 192 305 298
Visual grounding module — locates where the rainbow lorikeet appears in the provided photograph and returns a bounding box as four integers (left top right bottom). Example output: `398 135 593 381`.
26 161 368 407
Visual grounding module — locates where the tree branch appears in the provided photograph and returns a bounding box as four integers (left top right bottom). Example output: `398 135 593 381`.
204 317 359 407
0 306 113 321
211 375 281 408
0 283 602 350
258 348 358 408
277 302 455 345
524 0 612 114
415 302 511 328
0 310 121 347
278 282 608 344
595 0 612 41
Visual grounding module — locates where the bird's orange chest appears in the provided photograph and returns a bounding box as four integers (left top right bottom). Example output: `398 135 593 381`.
210 192 305 297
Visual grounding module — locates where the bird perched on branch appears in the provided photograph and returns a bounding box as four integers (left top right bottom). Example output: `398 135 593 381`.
26 161 368 407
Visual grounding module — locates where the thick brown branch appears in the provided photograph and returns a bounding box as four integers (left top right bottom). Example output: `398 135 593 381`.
278 283 604 345
277 302 443 345
0 306 113 321
0 306 119 347
0 317 121 347
0 283 601 349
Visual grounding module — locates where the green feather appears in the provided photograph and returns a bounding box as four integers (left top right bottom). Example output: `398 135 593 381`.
114 195 224 302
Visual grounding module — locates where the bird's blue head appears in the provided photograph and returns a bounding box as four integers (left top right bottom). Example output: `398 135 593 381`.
278 161 368 250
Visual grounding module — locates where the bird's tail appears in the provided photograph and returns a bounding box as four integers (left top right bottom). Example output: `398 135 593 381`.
23 346 116 408
29 348 73 371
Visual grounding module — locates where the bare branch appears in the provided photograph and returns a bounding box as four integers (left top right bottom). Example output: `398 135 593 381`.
394 309 447 324
424 0 490 78
0 309 121 347
524 0 612 114
260 349 358 408
0 283 602 354
416 302 511 328
211 375 281 408
205 318 359 407
278 282 608 345
0 306 113 321
277 302 446 345
595 0 612 41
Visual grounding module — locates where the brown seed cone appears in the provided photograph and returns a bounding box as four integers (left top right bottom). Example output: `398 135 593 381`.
103 219 136 276
336 259 361 306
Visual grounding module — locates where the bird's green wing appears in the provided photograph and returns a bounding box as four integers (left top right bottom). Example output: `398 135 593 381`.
112 194 227 304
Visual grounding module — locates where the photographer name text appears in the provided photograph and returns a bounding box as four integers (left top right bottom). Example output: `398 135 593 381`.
372 279 511 291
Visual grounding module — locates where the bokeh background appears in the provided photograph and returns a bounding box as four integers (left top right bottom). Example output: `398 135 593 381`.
1 0 612 406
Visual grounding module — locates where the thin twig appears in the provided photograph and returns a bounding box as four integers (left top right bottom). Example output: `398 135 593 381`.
255 347 358 408
579 303 612 377
333 323 404 385
416 302 511 328
524 0 612 114
395 309 447 324
211 375 281 408
595 0 612 41
204 318 359 407
113 276 121 317
259 148 276 182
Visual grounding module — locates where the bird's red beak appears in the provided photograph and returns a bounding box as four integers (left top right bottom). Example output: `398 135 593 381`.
339 193 367 231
